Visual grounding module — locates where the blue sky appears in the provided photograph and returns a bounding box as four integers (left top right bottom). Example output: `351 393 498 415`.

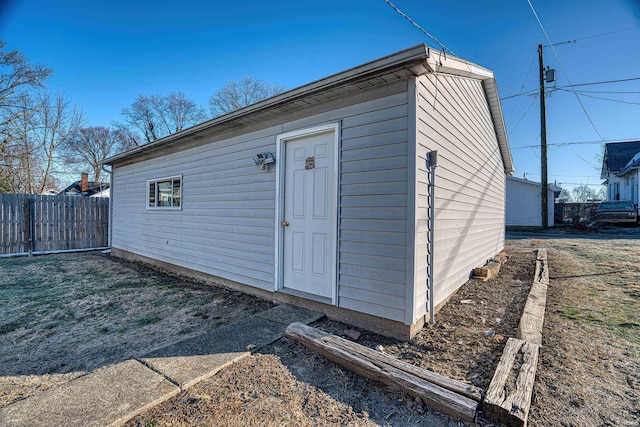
1 0 639 190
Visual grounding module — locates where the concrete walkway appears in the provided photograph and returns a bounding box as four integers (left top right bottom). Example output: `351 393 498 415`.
0 305 324 427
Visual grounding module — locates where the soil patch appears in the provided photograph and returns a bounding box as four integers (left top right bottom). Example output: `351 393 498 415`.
127 249 536 426
0 252 274 407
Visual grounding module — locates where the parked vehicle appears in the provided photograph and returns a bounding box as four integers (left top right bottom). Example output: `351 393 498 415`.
596 201 638 224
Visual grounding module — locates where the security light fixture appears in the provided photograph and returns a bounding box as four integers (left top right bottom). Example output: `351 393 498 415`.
253 152 276 170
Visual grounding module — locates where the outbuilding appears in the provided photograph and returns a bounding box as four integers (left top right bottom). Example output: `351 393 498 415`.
104 44 514 339
506 176 555 227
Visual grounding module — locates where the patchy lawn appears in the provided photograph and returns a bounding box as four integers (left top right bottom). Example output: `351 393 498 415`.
0 252 273 407
508 227 640 426
5 227 640 426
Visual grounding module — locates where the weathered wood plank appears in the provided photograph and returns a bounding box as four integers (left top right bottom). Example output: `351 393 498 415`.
285 322 478 421
484 338 539 427
517 248 548 346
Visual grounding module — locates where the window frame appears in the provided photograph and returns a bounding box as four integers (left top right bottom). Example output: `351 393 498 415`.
146 175 183 210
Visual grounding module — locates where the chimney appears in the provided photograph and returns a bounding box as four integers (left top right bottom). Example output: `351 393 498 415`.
81 172 89 193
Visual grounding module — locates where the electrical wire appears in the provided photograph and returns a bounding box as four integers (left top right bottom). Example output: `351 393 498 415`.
560 77 640 88
511 138 635 150
502 77 640 100
556 88 640 105
549 25 640 45
506 51 538 126
527 0 605 141
383 0 457 56
569 89 640 94
508 96 537 135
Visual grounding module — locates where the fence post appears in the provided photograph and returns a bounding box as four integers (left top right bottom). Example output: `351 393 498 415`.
23 198 35 256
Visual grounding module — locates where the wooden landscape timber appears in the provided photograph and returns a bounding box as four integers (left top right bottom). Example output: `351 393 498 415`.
484 248 549 426
285 322 479 422
484 338 540 427
517 248 549 345
472 250 510 281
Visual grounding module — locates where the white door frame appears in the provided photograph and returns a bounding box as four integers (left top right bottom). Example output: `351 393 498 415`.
274 122 340 305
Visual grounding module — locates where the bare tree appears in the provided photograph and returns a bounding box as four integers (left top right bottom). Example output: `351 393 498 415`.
0 40 52 130
0 40 53 192
557 188 573 203
571 185 597 203
209 77 285 117
118 92 206 145
63 126 127 182
2 90 82 193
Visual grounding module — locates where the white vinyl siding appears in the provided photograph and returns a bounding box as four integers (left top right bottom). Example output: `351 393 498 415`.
505 177 554 227
112 83 410 320
414 74 505 312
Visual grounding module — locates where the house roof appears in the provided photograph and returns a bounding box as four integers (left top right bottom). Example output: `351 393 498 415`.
506 175 556 193
104 44 514 175
60 181 110 197
601 140 640 178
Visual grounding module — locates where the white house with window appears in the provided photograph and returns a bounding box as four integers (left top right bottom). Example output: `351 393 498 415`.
601 141 640 212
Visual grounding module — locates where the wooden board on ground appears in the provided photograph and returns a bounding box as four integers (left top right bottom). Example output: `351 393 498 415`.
484 337 539 427
517 248 548 345
285 322 479 422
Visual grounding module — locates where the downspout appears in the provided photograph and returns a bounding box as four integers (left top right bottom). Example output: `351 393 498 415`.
427 151 438 324
102 164 113 248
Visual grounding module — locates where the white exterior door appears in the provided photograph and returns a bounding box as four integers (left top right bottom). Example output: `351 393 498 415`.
281 128 336 299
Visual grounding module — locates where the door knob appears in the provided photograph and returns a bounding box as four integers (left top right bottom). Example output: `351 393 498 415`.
282 221 289 227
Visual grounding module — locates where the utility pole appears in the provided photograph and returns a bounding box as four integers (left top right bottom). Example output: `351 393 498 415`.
538 44 549 228
538 44 549 229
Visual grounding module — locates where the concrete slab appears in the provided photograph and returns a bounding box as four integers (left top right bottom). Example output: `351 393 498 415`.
142 352 248 390
0 360 179 427
142 315 290 388
255 304 325 326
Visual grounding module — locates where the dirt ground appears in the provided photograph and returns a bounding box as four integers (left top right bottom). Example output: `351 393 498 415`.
126 249 536 426
0 252 274 407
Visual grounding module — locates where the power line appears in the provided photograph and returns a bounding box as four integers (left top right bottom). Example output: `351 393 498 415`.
527 0 605 141
508 96 537 135
501 77 640 100
561 77 640 88
383 0 457 56
557 88 640 106
569 89 640 94
511 138 634 150
500 89 538 101
506 51 538 126
547 25 640 46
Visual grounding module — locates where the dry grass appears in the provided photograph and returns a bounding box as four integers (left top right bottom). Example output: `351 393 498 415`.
508 228 640 426
0 252 273 407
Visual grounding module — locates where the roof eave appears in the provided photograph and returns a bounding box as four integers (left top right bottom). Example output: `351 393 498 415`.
104 44 514 175
424 53 514 175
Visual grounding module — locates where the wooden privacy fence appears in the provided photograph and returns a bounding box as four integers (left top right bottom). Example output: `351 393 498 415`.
0 194 109 255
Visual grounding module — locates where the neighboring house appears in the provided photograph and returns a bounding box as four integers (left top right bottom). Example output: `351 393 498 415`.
601 141 640 209
60 173 110 197
104 44 514 339
506 176 555 227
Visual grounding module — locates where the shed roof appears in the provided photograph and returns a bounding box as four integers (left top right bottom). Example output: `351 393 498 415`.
105 44 514 174
601 140 640 178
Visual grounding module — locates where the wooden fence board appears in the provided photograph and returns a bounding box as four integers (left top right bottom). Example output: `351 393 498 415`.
0 194 109 255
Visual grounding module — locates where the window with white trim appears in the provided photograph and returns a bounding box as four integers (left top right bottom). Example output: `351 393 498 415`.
147 176 182 209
